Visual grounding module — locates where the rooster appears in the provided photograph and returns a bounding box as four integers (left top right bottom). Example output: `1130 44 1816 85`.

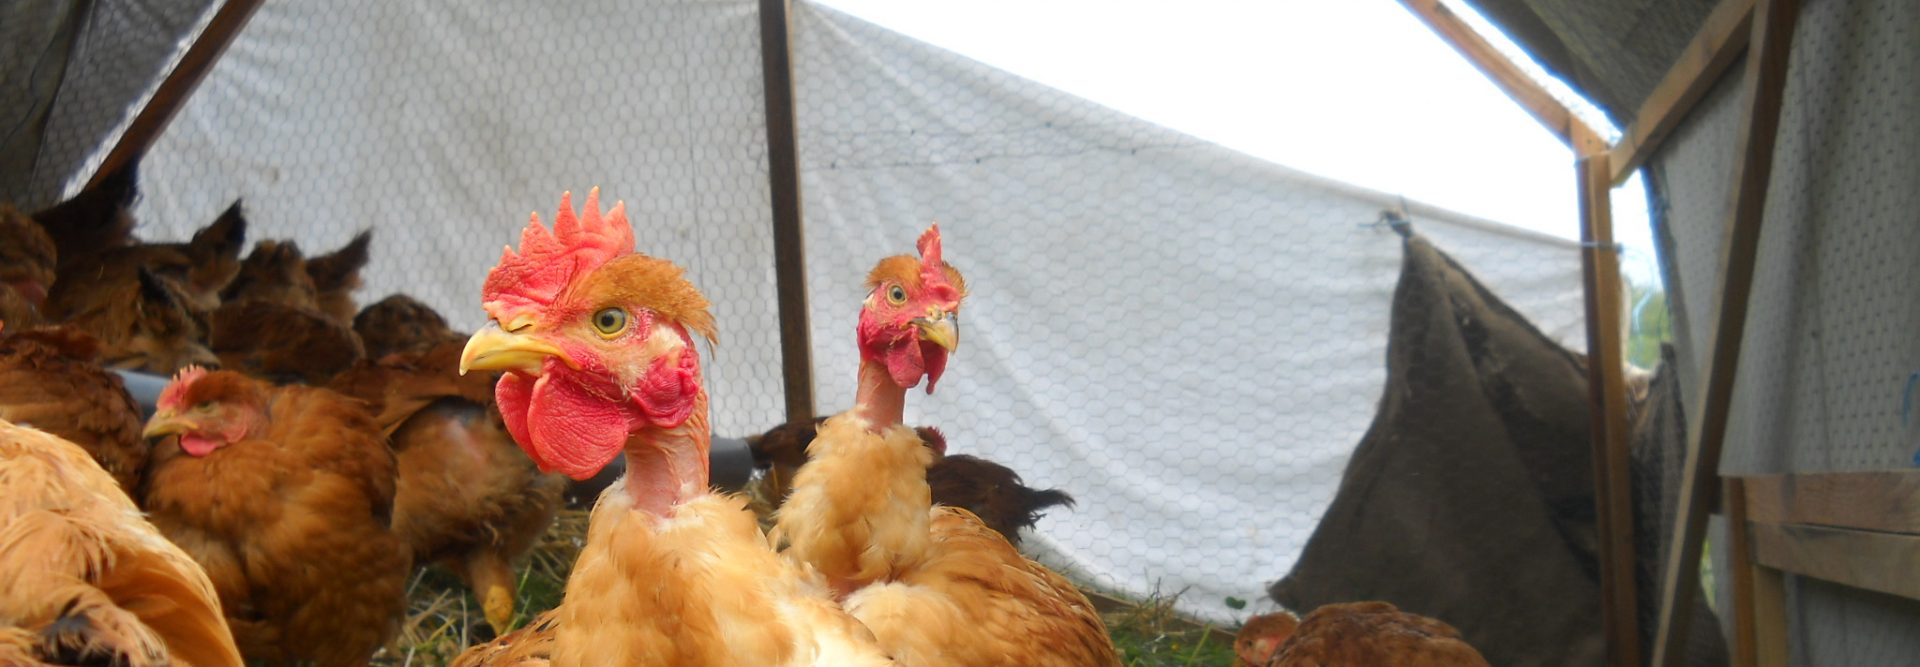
749 418 1074 546
772 224 1118 666
0 418 243 667
140 368 410 666
451 190 895 666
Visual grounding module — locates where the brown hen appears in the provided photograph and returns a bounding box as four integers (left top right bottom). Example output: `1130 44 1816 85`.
328 337 564 631
48 265 218 374
210 241 365 383
1262 602 1490 667
0 205 57 328
141 368 410 667
0 418 244 667
305 230 372 325
354 293 461 360
0 327 147 493
29 159 139 274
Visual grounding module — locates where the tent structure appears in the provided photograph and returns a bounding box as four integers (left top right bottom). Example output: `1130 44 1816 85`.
7 0 1913 664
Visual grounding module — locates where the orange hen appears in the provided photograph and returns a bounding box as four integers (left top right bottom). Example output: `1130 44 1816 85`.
140 368 410 666
1260 602 1490 667
0 418 243 667
773 225 1118 667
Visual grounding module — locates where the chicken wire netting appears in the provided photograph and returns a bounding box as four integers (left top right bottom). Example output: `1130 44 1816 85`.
118 0 789 438
32 0 1603 632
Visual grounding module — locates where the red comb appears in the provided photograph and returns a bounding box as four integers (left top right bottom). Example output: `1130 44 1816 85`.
482 189 635 315
917 222 943 279
158 365 211 411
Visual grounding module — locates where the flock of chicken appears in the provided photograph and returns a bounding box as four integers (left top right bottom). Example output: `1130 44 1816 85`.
0 163 1492 667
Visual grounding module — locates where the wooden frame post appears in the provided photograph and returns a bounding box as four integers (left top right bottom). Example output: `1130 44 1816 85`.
1608 0 1758 184
88 0 266 189
758 0 816 423
1397 0 1607 155
1649 0 1800 664
1579 151 1641 667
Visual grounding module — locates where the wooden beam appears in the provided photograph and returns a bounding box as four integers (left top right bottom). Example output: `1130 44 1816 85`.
87 0 265 189
1649 0 1801 663
1608 0 1757 184
1397 0 1606 156
1578 152 1641 667
1749 522 1920 601
1742 471 1920 532
758 0 816 422
1751 561 1790 667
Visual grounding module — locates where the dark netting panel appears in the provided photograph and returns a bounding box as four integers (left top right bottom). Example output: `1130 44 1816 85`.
127 0 786 437
793 1 1591 626
2 0 217 206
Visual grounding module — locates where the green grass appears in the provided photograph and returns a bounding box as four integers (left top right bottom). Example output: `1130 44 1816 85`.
1102 588 1239 667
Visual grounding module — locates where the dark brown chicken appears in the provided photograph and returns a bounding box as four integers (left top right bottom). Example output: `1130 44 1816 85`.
329 337 564 631
48 202 248 330
142 368 410 667
305 231 372 325
51 265 218 374
0 327 147 494
210 241 364 384
29 160 139 274
749 418 1074 545
354 293 460 360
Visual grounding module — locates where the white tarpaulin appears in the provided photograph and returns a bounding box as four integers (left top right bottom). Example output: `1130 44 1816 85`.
790 3 1586 623
66 0 1584 624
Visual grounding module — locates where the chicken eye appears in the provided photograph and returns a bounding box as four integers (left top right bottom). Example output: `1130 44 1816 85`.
592 308 628 336
195 401 215 412
886 285 908 305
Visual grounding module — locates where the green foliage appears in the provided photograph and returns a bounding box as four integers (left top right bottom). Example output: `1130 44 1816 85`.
1625 278 1672 369
1104 588 1239 667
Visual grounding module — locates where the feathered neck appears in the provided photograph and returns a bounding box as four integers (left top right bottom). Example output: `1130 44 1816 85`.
622 390 711 519
852 358 906 429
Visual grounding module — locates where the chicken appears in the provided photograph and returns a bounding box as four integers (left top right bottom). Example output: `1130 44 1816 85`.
29 159 139 274
0 205 57 328
209 240 365 383
354 293 461 360
749 418 1074 546
305 230 372 325
451 190 895 666
40 204 245 374
0 418 243 667
1255 601 1490 667
0 327 148 493
50 264 219 374
772 224 1118 666
140 367 410 666
1233 611 1299 666
328 335 565 631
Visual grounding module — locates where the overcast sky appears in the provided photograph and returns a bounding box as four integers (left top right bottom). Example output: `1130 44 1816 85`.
812 0 1662 284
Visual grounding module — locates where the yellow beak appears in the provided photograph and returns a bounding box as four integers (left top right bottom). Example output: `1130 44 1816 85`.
911 309 960 353
460 321 575 376
142 412 193 439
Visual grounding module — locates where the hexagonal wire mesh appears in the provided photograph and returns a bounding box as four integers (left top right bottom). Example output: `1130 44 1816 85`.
46 0 1595 629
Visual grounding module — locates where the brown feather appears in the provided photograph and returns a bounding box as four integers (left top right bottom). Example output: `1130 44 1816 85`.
1265 601 1490 667
0 327 148 493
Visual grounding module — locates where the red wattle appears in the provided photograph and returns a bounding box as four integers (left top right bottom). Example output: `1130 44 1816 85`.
882 336 925 389
921 342 947 394
525 374 631 480
496 373 536 457
179 434 222 457
634 341 700 428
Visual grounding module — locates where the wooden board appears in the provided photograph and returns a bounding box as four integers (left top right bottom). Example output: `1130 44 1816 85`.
1748 522 1920 601
1607 0 1757 184
758 0 816 422
1741 471 1920 532
1579 153 1641 667
1649 0 1802 664
1397 0 1606 155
